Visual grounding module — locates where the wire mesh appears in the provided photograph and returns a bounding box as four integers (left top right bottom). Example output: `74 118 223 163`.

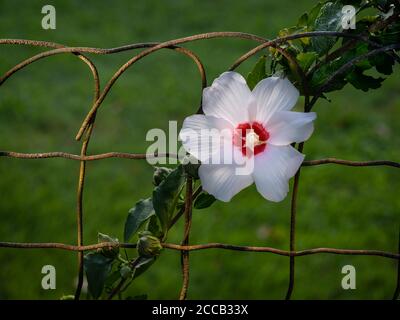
0 31 399 300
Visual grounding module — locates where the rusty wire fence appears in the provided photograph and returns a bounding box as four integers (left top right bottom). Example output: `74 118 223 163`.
0 31 399 300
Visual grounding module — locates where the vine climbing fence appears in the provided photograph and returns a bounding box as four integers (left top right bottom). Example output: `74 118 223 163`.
0 30 399 300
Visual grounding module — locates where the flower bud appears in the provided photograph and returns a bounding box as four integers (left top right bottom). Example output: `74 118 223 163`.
182 155 200 179
137 231 163 257
97 232 119 259
120 265 133 279
153 167 172 186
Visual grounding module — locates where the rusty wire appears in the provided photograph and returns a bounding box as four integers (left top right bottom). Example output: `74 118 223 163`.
0 241 398 259
0 30 399 300
1 151 400 168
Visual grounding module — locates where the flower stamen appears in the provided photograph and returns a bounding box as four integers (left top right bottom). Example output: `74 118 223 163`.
234 121 270 156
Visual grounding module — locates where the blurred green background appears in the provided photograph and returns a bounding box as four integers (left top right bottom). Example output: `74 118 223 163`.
0 0 399 299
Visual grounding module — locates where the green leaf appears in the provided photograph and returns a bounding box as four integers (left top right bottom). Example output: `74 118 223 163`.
381 31 400 45
310 58 349 92
84 252 113 299
296 2 323 28
309 41 375 94
369 52 395 75
311 1 343 54
346 68 384 91
146 215 163 239
133 256 156 279
194 193 216 209
341 42 371 71
104 270 121 292
246 55 267 90
308 2 324 26
293 2 323 46
124 198 155 242
277 27 305 50
152 165 185 234
297 13 309 28
296 52 318 71
98 233 118 244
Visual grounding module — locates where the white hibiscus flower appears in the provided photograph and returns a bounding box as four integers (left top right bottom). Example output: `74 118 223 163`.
179 71 316 202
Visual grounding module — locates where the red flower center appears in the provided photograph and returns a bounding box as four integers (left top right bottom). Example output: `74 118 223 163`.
233 121 270 156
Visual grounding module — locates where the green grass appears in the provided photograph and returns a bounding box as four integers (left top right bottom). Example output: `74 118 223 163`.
0 0 399 299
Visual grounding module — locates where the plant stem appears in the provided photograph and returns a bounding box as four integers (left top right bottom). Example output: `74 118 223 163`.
179 177 193 300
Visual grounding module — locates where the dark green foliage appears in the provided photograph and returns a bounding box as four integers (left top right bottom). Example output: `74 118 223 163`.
152 165 185 234
265 0 399 96
84 253 113 299
311 2 344 54
194 193 217 209
124 198 155 242
247 55 268 90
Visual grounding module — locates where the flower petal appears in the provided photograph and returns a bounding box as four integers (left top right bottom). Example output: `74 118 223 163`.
179 114 233 163
267 111 317 146
203 72 254 125
253 145 304 202
252 77 299 124
199 161 254 202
